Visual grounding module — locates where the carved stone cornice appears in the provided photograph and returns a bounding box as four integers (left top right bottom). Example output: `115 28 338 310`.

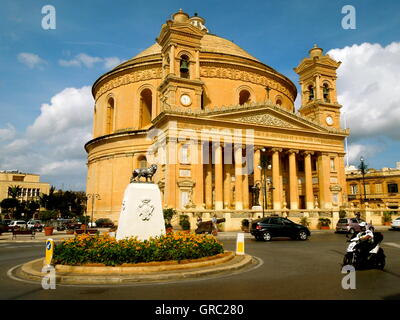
270 147 283 153
199 64 296 102
286 149 299 155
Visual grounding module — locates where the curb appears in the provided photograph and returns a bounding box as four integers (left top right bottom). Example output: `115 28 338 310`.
15 252 254 285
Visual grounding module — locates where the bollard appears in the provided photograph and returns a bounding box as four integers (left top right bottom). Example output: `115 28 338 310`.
44 238 54 266
236 233 245 255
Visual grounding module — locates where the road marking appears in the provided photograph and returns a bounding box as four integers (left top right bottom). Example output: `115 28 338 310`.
0 244 43 249
384 242 400 249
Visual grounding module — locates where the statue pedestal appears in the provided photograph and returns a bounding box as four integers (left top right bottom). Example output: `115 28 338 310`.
251 206 262 210
116 183 165 241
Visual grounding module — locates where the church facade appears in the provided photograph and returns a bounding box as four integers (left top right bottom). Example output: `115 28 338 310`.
85 10 349 229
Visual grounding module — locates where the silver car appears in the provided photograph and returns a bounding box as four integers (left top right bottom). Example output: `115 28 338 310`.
391 217 400 230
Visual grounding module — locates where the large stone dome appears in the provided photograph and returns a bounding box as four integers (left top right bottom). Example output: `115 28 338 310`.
118 33 261 68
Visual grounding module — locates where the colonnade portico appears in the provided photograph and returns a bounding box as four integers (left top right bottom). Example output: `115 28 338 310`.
187 142 342 211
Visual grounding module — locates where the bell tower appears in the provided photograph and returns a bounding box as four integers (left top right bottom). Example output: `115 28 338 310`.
157 9 207 111
294 45 342 129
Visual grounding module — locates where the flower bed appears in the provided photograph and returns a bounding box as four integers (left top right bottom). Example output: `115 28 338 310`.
53 232 224 266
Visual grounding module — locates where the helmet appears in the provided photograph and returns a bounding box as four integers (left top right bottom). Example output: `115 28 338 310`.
359 222 367 228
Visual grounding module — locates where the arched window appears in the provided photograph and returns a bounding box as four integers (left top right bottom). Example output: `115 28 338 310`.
323 83 330 102
239 90 251 105
308 85 314 101
140 89 152 128
180 55 190 79
106 97 115 134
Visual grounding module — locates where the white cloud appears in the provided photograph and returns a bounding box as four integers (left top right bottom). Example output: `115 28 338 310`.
328 42 400 142
59 53 122 69
327 42 400 166
0 124 16 141
0 86 94 190
17 52 47 69
27 86 93 139
346 143 384 164
103 57 122 69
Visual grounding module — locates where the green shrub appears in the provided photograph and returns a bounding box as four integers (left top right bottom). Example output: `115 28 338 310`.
53 232 224 266
163 208 177 225
300 217 310 227
382 211 392 223
179 215 190 230
318 218 331 227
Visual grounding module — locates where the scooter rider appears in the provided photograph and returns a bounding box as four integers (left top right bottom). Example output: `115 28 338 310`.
351 222 374 258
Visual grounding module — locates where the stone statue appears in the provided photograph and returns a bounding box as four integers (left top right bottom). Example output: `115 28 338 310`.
130 164 157 183
252 184 261 207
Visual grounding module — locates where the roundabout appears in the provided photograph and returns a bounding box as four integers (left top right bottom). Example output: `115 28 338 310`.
10 251 256 285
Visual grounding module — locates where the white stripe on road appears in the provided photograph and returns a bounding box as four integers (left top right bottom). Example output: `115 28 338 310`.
384 242 400 249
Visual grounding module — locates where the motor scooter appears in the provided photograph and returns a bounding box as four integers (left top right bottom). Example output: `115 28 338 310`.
342 231 385 270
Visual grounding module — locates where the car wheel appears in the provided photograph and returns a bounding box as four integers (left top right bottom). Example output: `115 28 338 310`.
298 231 308 241
262 232 272 242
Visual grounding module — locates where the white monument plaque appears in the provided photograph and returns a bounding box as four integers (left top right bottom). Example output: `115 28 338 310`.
116 183 165 241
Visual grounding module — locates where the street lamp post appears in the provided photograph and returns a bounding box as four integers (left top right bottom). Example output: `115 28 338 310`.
257 148 274 218
359 156 367 207
86 193 100 229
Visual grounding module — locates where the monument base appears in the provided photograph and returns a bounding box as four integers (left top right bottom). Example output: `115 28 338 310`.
116 183 165 241
251 206 263 210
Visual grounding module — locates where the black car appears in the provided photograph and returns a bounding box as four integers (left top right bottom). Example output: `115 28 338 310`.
250 216 310 241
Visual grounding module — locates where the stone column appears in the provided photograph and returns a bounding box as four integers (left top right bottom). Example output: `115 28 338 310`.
271 148 282 210
195 50 200 79
243 170 249 209
205 146 213 209
304 151 314 209
224 164 231 209
165 138 177 208
318 152 332 209
169 45 175 75
214 143 224 210
337 153 346 206
287 149 299 210
193 143 204 209
234 145 243 210
254 148 261 206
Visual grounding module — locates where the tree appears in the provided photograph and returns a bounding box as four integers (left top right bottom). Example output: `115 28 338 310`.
8 185 22 199
0 198 19 219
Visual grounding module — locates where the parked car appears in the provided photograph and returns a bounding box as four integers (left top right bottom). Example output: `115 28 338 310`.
2 219 12 226
250 216 310 241
0 221 9 234
335 218 374 234
95 218 114 228
391 217 400 230
8 220 28 231
27 220 44 232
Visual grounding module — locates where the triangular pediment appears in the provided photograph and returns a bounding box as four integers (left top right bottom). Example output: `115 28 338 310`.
170 24 205 37
206 105 329 133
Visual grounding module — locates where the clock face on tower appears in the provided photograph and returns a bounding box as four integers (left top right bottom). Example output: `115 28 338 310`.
325 116 334 126
180 94 192 106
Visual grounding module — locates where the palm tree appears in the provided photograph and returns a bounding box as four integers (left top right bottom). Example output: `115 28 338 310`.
8 185 22 199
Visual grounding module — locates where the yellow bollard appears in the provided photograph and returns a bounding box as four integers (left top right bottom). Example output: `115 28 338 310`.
44 238 54 266
236 233 245 255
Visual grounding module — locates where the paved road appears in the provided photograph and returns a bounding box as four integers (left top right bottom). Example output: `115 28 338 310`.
1 231 400 300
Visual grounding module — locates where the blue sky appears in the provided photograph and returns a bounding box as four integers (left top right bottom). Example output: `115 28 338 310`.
1 0 400 190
